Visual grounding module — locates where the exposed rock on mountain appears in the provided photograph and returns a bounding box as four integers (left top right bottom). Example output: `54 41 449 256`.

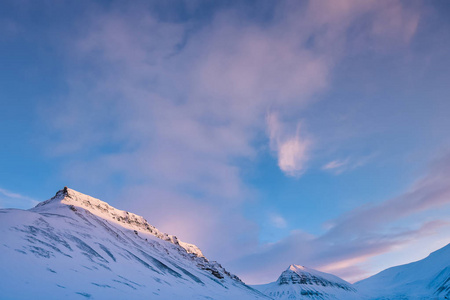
252 264 359 299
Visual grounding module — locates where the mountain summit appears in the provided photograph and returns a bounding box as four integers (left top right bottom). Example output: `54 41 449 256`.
252 264 358 299
0 187 268 300
34 187 204 258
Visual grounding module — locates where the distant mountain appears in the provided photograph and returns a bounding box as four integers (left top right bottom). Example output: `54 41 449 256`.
0 187 269 300
355 243 450 299
252 264 359 299
253 244 450 300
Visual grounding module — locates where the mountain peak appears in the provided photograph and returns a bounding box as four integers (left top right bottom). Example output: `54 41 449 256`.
1 187 260 299
277 264 355 291
252 264 357 299
33 186 85 208
32 187 205 258
288 264 307 272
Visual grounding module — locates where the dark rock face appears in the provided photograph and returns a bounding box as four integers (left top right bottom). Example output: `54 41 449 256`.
252 265 360 300
277 269 355 292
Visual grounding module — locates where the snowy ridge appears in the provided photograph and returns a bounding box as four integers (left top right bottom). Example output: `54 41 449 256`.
252 264 359 299
0 187 267 299
33 187 204 258
355 243 450 299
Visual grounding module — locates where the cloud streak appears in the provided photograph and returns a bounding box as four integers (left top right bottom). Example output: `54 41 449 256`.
322 159 350 173
0 187 38 209
322 154 376 175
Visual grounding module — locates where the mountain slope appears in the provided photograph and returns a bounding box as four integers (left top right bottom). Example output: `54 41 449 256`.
0 187 269 300
252 264 359 299
355 243 450 299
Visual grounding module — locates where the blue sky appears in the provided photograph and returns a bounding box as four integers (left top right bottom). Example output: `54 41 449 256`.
1 0 450 284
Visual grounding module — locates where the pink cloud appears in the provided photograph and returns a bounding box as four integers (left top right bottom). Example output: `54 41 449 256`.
267 112 310 177
40 0 425 283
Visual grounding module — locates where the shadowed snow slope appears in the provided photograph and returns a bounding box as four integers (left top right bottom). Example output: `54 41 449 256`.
252 264 360 300
0 187 269 300
355 243 450 299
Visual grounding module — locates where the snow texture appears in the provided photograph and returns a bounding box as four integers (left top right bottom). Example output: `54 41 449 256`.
1 187 449 300
355 243 450 299
0 187 269 300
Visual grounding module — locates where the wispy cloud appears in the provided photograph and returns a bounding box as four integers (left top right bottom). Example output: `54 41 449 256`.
269 213 288 229
0 187 38 209
233 152 450 283
322 154 376 175
322 159 350 173
324 153 450 239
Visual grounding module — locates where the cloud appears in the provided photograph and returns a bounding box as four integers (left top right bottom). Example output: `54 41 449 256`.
0 187 38 209
322 159 350 172
322 154 376 175
43 0 420 188
269 213 288 229
267 112 310 177
324 153 450 239
119 185 260 263
232 152 450 284
39 2 331 259
278 139 309 177
235 214 450 284
37 0 423 279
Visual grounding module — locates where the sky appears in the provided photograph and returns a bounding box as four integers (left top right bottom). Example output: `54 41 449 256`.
1 0 450 284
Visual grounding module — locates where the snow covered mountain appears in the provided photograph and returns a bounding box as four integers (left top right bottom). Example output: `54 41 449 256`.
355 243 450 299
254 243 450 300
252 264 359 299
3 186 450 300
0 187 269 300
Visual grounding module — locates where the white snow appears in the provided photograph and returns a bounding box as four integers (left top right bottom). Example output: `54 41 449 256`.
253 247 450 299
0 187 268 300
33 187 205 258
2 186 449 300
355 243 450 299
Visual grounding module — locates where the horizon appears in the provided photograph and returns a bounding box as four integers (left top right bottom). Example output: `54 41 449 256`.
1 0 450 285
